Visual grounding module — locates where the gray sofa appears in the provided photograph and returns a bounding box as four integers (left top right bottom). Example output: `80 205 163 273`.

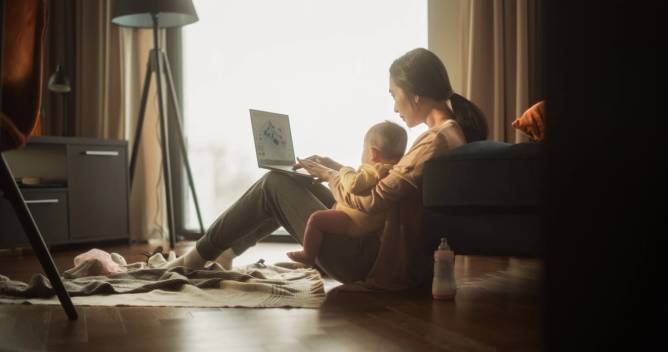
422 140 545 257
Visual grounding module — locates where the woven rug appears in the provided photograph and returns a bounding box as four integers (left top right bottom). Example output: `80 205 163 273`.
0 252 326 308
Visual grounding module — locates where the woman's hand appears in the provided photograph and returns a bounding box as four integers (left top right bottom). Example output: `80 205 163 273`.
293 155 343 171
297 158 338 183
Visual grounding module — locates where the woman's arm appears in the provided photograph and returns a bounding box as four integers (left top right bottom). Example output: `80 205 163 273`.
329 170 414 214
301 128 444 213
300 158 411 213
326 128 446 213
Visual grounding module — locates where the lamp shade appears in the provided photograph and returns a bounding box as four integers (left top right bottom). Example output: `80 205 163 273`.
111 0 198 28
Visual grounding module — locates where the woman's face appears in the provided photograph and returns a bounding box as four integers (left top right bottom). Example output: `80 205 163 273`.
389 78 422 128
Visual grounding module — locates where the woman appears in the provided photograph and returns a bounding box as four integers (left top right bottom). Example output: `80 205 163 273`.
168 48 487 290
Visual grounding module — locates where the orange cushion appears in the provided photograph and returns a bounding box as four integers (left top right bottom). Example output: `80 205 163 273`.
1 0 46 151
512 101 546 142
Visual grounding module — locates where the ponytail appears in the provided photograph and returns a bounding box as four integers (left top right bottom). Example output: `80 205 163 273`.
450 93 488 142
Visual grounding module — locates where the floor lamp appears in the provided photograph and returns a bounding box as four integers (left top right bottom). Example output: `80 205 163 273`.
112 0 205 248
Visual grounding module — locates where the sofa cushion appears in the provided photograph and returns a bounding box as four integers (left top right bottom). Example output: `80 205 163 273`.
423 140 545 210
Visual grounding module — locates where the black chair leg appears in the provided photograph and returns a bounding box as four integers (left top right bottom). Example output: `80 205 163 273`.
0 154 78 320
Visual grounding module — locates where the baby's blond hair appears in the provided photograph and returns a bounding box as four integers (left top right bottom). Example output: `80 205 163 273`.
364 121 407 162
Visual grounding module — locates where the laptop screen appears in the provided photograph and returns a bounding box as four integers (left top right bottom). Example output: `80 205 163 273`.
250 109 296 166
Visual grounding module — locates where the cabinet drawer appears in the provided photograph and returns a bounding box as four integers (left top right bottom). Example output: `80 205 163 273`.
0 189 69 248
67 144 129 239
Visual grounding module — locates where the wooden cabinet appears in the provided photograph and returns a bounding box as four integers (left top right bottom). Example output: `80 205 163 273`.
0 136 130 248
67 144 129 239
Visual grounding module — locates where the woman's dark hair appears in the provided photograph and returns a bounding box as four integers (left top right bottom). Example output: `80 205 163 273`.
389 48 488 142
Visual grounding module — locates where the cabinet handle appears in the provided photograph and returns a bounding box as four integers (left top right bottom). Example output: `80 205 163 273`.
25 199 59 205
83 150 119 156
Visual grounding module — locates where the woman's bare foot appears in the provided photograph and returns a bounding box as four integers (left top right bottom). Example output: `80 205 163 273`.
286 250 315 266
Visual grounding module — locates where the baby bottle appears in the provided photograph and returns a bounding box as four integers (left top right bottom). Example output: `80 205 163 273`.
432 237 456 300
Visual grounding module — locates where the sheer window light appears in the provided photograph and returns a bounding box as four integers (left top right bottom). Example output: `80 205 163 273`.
183 0 427 229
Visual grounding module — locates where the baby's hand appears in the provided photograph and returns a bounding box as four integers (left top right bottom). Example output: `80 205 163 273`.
295 155 342 171
294 155 323 170
298 158 337 183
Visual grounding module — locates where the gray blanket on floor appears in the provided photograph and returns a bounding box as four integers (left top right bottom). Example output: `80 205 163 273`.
0 253 326 308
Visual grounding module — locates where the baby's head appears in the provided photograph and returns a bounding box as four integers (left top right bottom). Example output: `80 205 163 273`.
362 121 407 164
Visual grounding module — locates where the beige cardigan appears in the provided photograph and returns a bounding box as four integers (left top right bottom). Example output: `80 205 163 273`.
329 119 467 290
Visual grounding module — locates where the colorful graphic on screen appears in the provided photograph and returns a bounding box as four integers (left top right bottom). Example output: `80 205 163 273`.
250 110 295 164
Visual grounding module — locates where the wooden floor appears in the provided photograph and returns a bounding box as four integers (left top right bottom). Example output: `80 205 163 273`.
0 241 543 351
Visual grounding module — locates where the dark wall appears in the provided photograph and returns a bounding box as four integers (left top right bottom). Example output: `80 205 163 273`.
42 0 75 136
543 1 662 351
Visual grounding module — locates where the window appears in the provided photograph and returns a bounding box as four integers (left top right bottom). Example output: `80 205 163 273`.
183 0 427 230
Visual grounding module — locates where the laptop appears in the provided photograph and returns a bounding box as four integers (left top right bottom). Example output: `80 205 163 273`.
249 109 314 178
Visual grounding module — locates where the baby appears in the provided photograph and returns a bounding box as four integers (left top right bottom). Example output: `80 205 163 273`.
287 121 407 266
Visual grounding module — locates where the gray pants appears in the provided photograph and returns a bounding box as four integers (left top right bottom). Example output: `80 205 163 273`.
196 171 380 283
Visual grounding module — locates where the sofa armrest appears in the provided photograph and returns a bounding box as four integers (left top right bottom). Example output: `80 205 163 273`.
423 141 546 211
421 140 546 257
